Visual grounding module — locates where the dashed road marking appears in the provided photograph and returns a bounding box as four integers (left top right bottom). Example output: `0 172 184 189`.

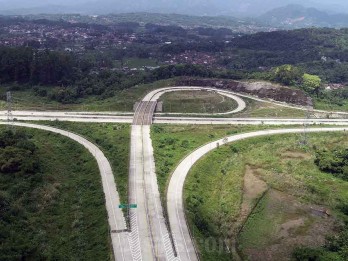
128 212 142 261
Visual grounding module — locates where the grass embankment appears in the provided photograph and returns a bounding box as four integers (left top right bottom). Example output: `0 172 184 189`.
151 124 289 201
158 96 309 119
0 78 175 111
0 127 111 260
34 121 130 206
232 98 307 118
184 132 348 260
314 98 348 112
159 90 238 114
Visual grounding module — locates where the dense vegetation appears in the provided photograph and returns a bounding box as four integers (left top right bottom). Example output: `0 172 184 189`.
0 127 111 260
0 46 217 103
315 147 348 181
36 121 130 207
1 21 348 110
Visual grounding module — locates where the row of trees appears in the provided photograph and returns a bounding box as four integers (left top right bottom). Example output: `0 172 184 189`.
0 47 84 85
0 48 217 103
272 64 322 95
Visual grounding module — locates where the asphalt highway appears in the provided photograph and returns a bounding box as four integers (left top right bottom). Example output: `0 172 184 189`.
2 111 348 126
129 91 178 260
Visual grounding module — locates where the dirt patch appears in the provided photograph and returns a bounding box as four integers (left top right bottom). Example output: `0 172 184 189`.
281 151 312 160
241 189 336 261
176 77 312 106
240 166 268 219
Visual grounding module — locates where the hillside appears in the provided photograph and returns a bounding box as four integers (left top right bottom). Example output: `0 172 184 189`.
260 4 348 28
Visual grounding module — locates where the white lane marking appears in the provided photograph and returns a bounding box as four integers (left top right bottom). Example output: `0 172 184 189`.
145 126 177 260
129 127 142 260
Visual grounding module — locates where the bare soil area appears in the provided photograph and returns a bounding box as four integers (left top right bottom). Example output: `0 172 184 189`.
241 189 336 261
176 78 311 106
240 166 268 222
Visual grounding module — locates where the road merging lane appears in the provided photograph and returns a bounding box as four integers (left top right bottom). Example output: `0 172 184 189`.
130 91 180 261
2 86 348 261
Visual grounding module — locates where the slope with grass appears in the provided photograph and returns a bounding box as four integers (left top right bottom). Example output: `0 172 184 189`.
0 127 111 260
33 121 130 206
183 132 348 260
151 124 296 201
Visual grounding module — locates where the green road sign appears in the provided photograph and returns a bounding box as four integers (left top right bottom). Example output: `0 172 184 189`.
119 204 137 209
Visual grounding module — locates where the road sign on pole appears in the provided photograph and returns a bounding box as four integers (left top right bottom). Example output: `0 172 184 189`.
119 204 137 209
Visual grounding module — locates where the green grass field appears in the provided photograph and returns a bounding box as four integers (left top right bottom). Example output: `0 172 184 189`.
159 90 238 114
314 98 348 112
123 58 158 68
231 98 307 118
151 124 304 201
0 126 111 260
183 132 348 260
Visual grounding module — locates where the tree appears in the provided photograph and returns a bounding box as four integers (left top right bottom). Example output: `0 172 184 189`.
302 73 322 96
273 65 302 86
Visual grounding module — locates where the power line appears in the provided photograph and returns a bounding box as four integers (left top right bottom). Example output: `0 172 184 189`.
300 98 313 146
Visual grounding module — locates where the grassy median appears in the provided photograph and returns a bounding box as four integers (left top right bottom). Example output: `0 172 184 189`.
159 90 238 114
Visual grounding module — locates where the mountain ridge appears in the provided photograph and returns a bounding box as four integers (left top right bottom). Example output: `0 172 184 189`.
259 4 348 28
0 0 347 17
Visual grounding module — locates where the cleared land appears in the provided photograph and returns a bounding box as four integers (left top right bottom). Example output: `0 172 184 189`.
159 90 238 114
0 126 111 260
183 132 348 260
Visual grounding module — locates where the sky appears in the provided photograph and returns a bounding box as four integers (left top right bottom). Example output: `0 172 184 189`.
0 0 347 16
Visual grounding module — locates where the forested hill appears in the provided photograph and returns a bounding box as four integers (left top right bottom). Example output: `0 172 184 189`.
223 28 348 83
231 28 348 56
1 27 348 105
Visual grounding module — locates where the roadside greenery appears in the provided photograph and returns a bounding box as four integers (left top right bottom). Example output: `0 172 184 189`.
315 147 348 182
151 124 304 200
0 127 111 260
183 132 348 260
35 121 130 206
268 64 348 109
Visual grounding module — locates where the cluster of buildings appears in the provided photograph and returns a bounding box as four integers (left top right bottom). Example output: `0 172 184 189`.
164 51 217 67
0 21 138 51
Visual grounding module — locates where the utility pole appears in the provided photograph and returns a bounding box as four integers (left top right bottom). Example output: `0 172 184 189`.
6 91 13 129
300 98 313 146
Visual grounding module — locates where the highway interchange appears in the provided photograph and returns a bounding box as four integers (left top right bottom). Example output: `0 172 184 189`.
1 86 348 261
